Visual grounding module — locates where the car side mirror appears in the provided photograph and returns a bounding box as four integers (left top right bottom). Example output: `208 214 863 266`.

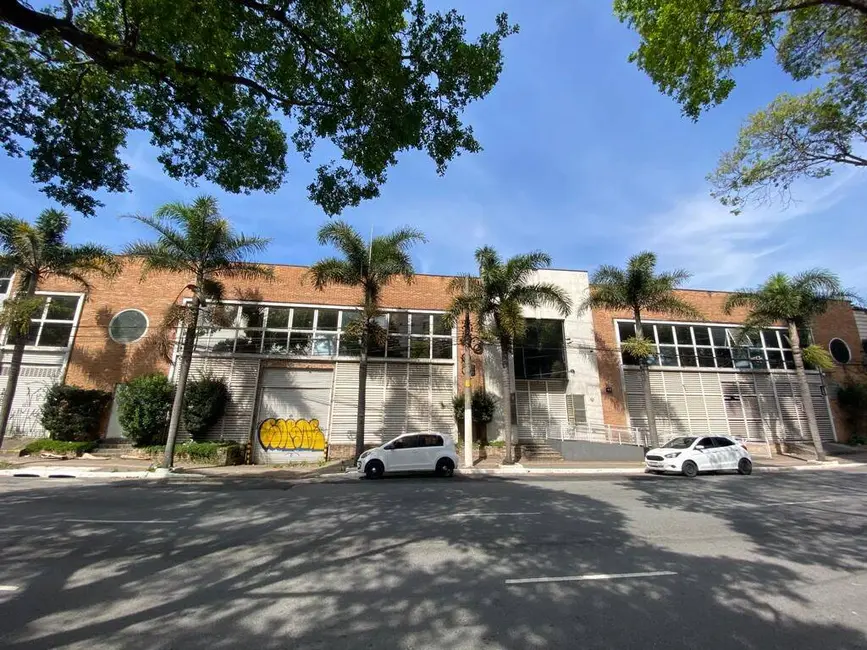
694 445 705 451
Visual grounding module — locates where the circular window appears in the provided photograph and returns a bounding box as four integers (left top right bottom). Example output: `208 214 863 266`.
828 338 851 364
109 309 149 344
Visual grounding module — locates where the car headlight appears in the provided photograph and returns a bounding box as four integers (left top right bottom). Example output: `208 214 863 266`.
359 450 372 460
664 452 681 459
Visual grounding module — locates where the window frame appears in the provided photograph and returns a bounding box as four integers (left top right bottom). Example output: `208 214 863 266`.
108 308 150 344
8 292 84 350
828 338 851 365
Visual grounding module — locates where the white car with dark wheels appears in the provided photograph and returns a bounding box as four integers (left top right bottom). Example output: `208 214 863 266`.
645 435 753 478
357 433 459 479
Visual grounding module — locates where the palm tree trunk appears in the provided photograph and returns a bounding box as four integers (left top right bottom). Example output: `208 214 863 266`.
163 292 201 469
355 337 368 461
633 310 659 449
788 321 826 461
500 339 515 464
0 277 38 445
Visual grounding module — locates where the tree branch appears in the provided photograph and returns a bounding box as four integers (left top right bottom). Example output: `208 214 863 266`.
0 0 339 110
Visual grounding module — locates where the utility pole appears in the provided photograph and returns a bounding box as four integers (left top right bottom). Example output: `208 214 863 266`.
463 276 473 469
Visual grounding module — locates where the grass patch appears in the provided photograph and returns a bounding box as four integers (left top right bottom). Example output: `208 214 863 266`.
23 439 98 456
141 441 239 463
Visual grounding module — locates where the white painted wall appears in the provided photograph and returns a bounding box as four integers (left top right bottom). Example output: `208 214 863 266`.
483 269 604 440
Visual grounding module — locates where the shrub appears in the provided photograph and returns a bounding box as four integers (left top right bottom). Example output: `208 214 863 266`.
117 373 174 446
176 440 239 463
836 380 867 445
24 439 97 456
182 377 230 440
40 384 112 442
452 389 497 423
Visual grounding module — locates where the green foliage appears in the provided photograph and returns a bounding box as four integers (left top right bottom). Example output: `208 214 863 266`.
23 439 97 456
40 384 111 442
836 380 867 444
801 344 835 371
0 295 45 336
621 336 657 363
582 251 700 320
183 377 230 440
116 374 175 446
615 1 867 209
452 389 497 424
140 440 239 463
1 2 517 215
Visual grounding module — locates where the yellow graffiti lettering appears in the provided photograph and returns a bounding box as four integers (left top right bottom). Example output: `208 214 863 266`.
258 418 326 451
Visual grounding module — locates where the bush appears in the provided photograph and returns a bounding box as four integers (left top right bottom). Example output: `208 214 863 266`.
183 377 230 440
117 373 174 446
40 385 112 442
24 439 97 456
176 440 239 462
452 389 497 423
836 380 867 445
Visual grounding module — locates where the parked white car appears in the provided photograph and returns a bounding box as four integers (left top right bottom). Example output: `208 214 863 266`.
357 433 459 479
645 435 752 478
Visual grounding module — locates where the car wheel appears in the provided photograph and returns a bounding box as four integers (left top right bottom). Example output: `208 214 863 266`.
435 457 455 477
737 458 753 476
681 460 698 478
364 459 384 479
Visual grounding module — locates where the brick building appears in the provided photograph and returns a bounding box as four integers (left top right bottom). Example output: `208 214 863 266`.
3 260 861 460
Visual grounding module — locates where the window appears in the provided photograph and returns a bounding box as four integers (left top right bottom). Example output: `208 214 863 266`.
391 435 421 449
108 309 148 344
616 319 799 370
713 437 735 447
420 434 444 447
20 295 80 348
829 338 851 364
0 268 12 296
696 437 715 448
566 394 587 425
514 319 567 379
385 312 452 360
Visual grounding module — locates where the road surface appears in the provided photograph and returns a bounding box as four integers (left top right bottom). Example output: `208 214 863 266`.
1 468 866 649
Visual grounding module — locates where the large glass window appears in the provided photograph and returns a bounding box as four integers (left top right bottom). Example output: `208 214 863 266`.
192 303 453 360
514 319 567 380
616 319 801 370
18 295 81 348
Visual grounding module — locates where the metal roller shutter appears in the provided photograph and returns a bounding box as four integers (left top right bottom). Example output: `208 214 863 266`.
186 356 261 442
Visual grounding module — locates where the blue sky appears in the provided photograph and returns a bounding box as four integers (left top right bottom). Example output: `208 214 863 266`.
2 1 866 293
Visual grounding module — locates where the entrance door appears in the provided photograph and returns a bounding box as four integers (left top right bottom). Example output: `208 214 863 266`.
253 369 333 464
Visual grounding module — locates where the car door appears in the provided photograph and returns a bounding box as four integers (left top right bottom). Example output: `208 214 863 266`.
712 437 740 470
420 434 444 470
692 437 717 471
386 435 421 471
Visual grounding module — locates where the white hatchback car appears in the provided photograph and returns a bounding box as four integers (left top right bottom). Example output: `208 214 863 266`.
645 435 753 478
357 433 459 479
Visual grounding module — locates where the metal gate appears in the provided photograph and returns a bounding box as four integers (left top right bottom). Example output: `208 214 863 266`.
252 368 334 463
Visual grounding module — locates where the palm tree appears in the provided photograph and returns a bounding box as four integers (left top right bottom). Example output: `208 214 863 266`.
581 252 701 448
451 247 572 465
125 195 272 468
724 270 850 461
0 209 118 445
309 221 426 461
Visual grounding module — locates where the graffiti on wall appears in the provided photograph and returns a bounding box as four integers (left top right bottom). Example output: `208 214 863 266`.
258 418 326 452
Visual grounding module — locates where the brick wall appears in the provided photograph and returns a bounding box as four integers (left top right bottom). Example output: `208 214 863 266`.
591 289 865 441
40 257 464 392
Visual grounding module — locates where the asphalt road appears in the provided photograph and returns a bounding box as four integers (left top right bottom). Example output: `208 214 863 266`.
1 468 867 650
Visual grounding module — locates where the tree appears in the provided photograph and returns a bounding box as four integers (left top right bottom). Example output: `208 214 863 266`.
451 247 572 465
309 221 426 461
0 209 117 445
0 1 517 216
724 269 851 461
125 195 271 468
581 252 700 448
615 1 867 210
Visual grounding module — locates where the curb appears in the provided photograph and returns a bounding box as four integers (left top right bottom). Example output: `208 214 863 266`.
456 461 858 477
0 467 150 479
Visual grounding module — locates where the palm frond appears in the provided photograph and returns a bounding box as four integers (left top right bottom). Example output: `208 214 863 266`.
503 251 552 288
124 241 192 276
792 268 846 300
723 290 756 314
511 282 572 317
34 209 69 248
308 258 361 290
124 214 192 262
317 220 367 261
581 283 630 312
645 294 702 320
199 278 225 303
379 226 427 252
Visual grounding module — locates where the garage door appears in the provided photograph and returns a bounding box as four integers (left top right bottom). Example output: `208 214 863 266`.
623 369 835 443
253 368 334 464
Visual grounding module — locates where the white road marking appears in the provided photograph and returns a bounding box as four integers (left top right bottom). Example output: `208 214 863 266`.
449 512 541 518
505 571 678 585
743 498 838 508
66 519 178 524
0 585 19 592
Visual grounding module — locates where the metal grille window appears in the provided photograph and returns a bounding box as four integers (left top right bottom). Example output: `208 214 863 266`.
192 303 453 360
616 320 802 370
566 394 587 425
21 295 80 348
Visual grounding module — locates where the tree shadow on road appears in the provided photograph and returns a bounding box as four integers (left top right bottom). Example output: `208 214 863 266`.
0 475 863 649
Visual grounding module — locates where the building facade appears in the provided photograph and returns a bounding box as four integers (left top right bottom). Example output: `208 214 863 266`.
2 261 860 460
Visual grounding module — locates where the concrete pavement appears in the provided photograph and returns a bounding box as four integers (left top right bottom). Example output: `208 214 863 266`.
1 469 867 649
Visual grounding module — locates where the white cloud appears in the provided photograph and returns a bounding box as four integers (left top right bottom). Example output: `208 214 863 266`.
637 170 864 290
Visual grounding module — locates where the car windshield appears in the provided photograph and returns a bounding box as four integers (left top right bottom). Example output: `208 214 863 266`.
663 437 697 449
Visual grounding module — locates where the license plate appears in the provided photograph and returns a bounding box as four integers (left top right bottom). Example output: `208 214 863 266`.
647 462 663 468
